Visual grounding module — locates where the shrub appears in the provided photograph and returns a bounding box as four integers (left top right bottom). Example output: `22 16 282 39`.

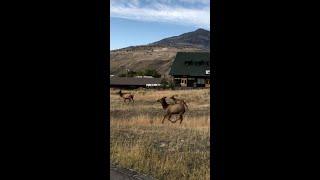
144 69 161 78
168 81 175 90
119 73 127 77
118 69 162 78
160 79 169 89
160 78 175 89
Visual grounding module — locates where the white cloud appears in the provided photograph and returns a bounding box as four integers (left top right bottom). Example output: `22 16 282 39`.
177 0 210 4
110 0 210 29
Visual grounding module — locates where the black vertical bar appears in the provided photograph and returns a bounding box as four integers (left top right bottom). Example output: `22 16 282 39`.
96 0 109 179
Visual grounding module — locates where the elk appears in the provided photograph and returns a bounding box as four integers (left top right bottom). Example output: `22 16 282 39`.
157 97 186 124
170 95 189 110
118 90 134 103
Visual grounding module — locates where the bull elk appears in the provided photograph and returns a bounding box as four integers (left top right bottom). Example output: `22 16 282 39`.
157 96 187 124
118 90 134 103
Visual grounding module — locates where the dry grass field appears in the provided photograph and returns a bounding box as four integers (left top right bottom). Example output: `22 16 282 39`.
110 88 210 180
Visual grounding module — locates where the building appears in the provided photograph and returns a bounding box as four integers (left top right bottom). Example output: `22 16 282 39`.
134 76 153 78
169 52 210 88
110 76 162 89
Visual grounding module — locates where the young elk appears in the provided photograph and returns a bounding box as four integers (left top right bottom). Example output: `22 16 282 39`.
118 90 134 103
170 95 189 110
157 97 186 124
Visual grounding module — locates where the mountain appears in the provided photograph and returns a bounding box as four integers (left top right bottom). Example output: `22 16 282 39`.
110 29 210 76
149 28 210 50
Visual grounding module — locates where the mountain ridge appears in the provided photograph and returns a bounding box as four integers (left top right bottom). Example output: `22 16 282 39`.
148 28 210 50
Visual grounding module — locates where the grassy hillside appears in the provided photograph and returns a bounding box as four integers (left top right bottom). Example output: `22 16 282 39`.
110 46 206 76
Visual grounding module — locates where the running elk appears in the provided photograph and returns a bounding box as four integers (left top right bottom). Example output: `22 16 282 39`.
157 96 187 124
118 90 134 103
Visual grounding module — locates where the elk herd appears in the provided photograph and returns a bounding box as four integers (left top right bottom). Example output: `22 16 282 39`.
117 90 188 124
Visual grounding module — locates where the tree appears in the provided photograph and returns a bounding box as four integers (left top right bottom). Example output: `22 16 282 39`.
144 69 161 78
136 70 144 76
160 78 169 89
119 70 137 77
168 81 175 90
118 69 162 78
127 70 137 77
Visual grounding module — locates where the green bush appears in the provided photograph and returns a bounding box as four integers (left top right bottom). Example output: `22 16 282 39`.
118 69 161 78
160 79 168 89
168 81 175 90
160 79 175 89
136 71 145 76
144 69 161 78
127 70 137 77
119 73 127 77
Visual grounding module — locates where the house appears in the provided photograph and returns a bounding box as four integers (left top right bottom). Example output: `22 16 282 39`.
169 52 210 88
134 76 154 78
110 76 162 89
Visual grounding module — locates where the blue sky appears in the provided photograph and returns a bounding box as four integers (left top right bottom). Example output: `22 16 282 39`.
110 0 210 50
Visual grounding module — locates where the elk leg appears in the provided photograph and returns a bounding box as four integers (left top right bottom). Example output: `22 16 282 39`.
167 114 174 123
169 115 178 123
179 114 184 124
162 114 168 124
131 98 134 103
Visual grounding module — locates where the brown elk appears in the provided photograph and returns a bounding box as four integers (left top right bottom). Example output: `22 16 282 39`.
118 90 134 103
157 97 187 124
170 95 189 110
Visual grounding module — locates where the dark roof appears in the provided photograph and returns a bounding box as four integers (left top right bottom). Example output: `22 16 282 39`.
110 77 162 86
169 52 210 77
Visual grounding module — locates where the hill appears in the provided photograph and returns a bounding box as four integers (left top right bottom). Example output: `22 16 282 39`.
110 28 210 76
149 28 210 50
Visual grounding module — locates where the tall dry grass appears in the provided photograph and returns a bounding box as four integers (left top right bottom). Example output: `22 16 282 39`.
110 88 210 180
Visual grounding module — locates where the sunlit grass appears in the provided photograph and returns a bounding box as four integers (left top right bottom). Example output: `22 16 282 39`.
110 88 210 180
